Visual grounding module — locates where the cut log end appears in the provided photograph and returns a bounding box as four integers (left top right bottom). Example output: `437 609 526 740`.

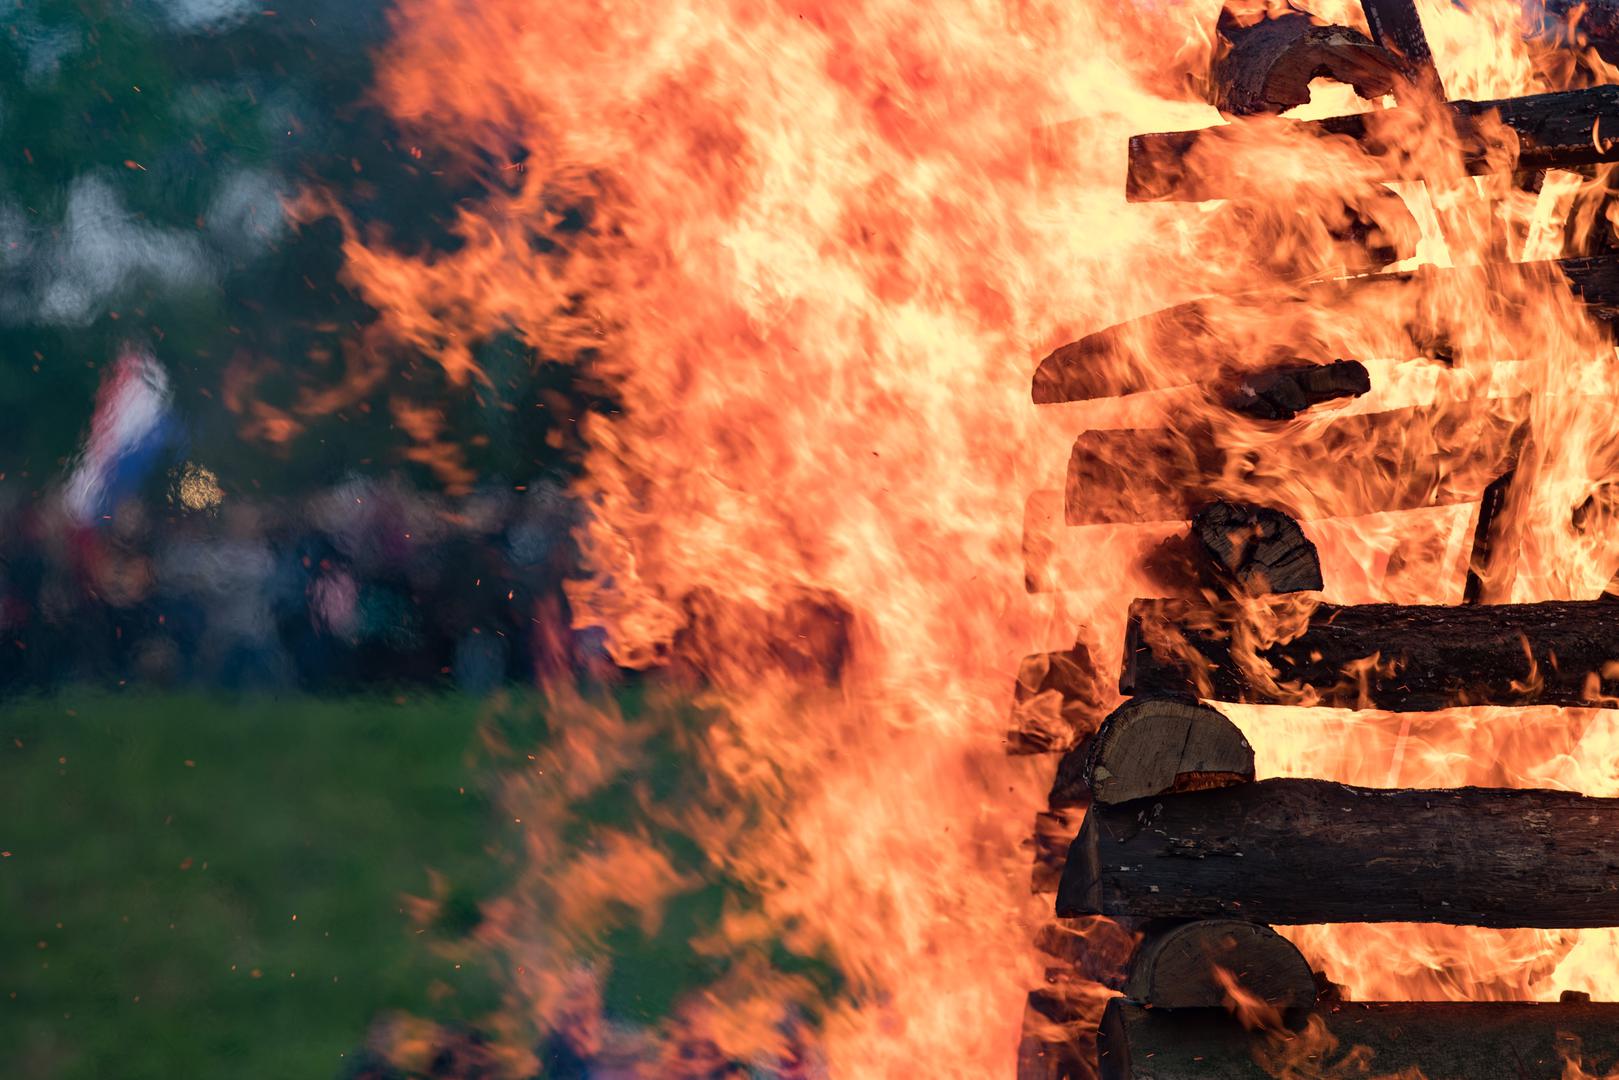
1050 696 1254 808
1192 501 1324 595
1124 920 1317 1011
1212 11 1403 117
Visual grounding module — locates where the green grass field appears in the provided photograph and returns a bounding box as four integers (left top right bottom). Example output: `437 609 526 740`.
0 692 513 1080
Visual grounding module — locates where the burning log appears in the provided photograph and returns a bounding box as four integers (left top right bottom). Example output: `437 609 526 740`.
1226 359 1370 421
1031 809 1082 894
1032 256 1619 404
1540 1 1619 66
1122 596 1619 710
1463 467 1517 604
1016 990 1092 1080
1359 0 1442 91
1049 697 1252 809
1211 12 1402 117
1066 400 1526 525
1098 999 1619 1080
1127 84 1619 202
1192 502 1323 594
1124 920 1317 1011
1059 777 1619 927
1009 634 1111 754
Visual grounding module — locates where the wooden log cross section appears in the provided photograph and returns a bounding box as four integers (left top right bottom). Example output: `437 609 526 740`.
1128 83 1619 202
1099 999 1619 1080
1059 778 1619 926
1123 596 1619 709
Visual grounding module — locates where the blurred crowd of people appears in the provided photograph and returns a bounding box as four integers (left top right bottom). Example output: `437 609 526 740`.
0 474 602 695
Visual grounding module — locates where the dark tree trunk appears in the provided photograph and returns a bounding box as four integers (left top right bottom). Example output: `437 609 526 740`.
1123 596 1619 710
1060 778 1619 927
1066 400 1525 525
1128 84 1619 202
1099 998 1619 1080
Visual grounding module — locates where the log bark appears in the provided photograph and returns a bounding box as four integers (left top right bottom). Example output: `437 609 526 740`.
1122 596 1619 710
1127 84 1619 202
1192 502 1323 594
1226 359 1369 420
1212 12 1403 117
1059 778 1619 927
1066 399 1526 525
1050 697 1253 809
1123 920 1317 1010
1099 998 1619 1080
1031 256 1619 404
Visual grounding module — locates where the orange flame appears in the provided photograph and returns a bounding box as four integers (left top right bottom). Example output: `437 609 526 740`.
307 0 1619 1073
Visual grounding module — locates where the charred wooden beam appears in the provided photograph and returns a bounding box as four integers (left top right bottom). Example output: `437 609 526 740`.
1009 635 1110 755
1066 400 1526 525
1212 12 1402 117
1124 920 1316 1011
1192 502 1323 594
1123 596 1619 710
1099 999 1619 1080
1032 256 1619 404
1049 697 1252 809
1360 0 1443 93
1060 777 1619 926
1463 467 1517 603
1128 84 1619 202
1226 359 1370 420
1540 1 1619 66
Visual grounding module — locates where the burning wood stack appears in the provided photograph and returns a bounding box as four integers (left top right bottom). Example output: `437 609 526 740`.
1015 1 1619 1076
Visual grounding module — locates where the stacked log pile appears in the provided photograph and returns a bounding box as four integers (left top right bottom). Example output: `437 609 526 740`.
1014 2 1619 1076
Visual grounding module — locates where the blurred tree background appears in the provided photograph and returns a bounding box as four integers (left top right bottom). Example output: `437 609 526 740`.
0 0 611 499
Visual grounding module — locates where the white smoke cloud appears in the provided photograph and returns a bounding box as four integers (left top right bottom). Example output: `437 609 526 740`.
206 167 289 257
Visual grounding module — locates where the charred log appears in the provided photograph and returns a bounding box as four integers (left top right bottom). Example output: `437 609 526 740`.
1463 468 1517 604
1226 360 1370 421
1212 12 1403 117
1192 502 1323 594
1066 400 1526 525
1017 990 1093 1080
1049 697 1252 809
1128 84 1619 202
1032 256 1619 404
1031 809 1082 894
1540 0 1619 66
1098 998 1619 1080
1009 635 1111 755
1359 0 1442 91
1122 596 1619 710
1060 778 1619 927
1123 920 1317 1011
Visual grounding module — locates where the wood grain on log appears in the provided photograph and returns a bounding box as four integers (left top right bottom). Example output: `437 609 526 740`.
1050 697 1253 809
1124 920 1317 1010
1066 400 1525 525
1060 778 1619 927
1032 257 1619 404
1128 84 1619 202
1123 596 1619 710
1099 999 1619 1080
1192 502 1324 594
1212 12 1402 116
